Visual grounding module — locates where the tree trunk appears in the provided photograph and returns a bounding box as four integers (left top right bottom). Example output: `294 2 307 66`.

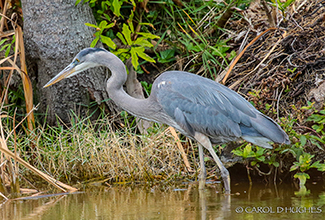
125 58 153 134
21 0 117 125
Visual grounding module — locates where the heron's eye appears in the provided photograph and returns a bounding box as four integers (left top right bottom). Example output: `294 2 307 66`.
76 58 80 62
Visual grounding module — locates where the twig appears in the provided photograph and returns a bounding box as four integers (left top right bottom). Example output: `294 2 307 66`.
229 29 286 89
0 191 8 200
276 87 284 121
5 104 39 141
222 27 278 85
260 0 275 27
0 143 78 192
254 165 273 176
293 125 323 139
168 127 193 172
0 0 9 32
216 29 251 82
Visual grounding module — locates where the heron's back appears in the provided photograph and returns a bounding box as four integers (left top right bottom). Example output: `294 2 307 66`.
152 71 290 148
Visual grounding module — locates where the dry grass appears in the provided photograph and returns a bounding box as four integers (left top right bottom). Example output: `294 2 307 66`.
15 114 199 186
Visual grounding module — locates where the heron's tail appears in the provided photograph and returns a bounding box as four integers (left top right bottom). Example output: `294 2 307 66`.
240 114 290 148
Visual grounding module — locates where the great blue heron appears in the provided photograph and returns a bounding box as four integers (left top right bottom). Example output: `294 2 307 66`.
44 47 290 193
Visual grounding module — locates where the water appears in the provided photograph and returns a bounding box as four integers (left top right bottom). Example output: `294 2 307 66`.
1 182 325 220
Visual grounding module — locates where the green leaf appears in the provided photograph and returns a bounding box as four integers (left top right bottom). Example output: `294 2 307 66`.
100 35 116 49
5 44 11 57
112 0 121 17
101 1 110 9
257 156 265 162
158 49 176 63
129 10 134 31
99 20 108 29
0 39 7 46
210 46 226 59
290 162 299 171
255 147 265 157
232 149 243 157
283 0 295 8
310 161 325 171
229 50 237 60
94 31 100 37
232 148 244 156
90 37 99 47
136 32 160 39
114 48 130 56
104 22 116 29
134 37 153 47
272 161 279 167
113 52 130 61
85 23 98 29
160 49 175 60
128 21 134 34
310 160 320 168
187 43 202 52
300 135 307 146
0 44 9 52
103 14 111 22
122 24 132 45
217 45 230 54
139 23 155 28
130 0 136 7
242 144 252 159
133 47 155 63
130 47 139 69
116 32 127 45
75 0 82 6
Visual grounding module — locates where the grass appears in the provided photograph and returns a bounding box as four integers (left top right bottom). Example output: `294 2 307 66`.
11 112 198 188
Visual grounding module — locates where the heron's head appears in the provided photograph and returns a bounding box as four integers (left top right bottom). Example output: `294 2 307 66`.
43 47 107 88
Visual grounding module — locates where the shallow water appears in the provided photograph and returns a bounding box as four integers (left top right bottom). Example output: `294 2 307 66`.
1 182 325 220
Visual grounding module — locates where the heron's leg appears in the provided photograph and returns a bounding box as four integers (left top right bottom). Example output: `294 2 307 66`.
194 132 231 193
198 143 206 190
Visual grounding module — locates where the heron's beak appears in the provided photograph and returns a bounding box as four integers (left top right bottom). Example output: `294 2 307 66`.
43 63 76 88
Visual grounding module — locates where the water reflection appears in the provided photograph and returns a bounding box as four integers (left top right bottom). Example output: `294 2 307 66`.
1 182 325 220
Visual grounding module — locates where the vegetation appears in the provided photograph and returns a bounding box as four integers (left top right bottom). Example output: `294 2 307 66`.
18 112 194 184
0 0 324 199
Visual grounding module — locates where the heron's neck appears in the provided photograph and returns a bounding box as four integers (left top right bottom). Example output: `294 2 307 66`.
103 52 154 119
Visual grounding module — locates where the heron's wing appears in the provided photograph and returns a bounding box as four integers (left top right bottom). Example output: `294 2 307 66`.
169 91 243 140
154 71 289 145
154 72 253 139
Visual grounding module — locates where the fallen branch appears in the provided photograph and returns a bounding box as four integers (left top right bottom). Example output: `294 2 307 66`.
0 142 78 192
